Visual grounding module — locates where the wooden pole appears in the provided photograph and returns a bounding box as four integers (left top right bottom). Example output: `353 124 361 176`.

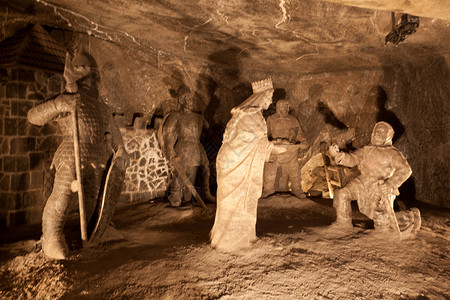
379 180 402 239
72 106 88 246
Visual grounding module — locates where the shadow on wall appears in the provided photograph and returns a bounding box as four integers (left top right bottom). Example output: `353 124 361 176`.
207 46 249 117
196 69 221 195
262 88 286 119
296 84 324 144
202 46 249 195
299 83 349 143
317 101 347 130
375 86 405 144
162 69 188 116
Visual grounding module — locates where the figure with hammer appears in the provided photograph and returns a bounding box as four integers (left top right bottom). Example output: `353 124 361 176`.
328 122 421 238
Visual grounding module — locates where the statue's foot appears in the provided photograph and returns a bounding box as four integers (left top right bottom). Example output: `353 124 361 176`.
168 194 182 207
204 192 216 203
41 236 69 260
98 225 125 243
411 207 421 232
175 201 193 210
293 192 307 199
328 220 353 231
261 189 275 198
396 207 422 239
182 191 193 204
307 190 322 198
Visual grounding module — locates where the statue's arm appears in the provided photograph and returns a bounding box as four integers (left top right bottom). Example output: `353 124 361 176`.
163 113 178 158
106 114 126 152
294 118 307 144
28 53 81 126
334 147 363 167
27 94 77 126
266 116 273 140
387 150 412 189
201 115 209 130
106 114 129 168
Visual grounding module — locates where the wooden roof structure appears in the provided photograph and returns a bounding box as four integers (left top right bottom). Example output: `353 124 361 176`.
0 23 66 73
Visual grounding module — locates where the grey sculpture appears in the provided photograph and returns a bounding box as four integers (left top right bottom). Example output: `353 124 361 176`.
328 121 421 237
161 87 214 207
27 52 129 259
263 100 307 198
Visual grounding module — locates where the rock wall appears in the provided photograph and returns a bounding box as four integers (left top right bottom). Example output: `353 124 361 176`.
381 55 450 207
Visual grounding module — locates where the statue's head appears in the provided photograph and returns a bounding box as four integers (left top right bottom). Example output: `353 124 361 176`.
231 79 274 115
177 85 195 111
183 96 196 112
251 78 274 110
72 51 94 81
276 100 290 116
371 121 394 146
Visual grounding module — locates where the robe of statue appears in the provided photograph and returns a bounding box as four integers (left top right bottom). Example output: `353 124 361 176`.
210 91 273 252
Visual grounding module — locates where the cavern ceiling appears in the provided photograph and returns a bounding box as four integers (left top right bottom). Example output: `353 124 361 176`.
2 0 450 75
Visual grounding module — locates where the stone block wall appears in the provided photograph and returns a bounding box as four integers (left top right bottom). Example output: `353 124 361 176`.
0 67 59 228
120 125 171 203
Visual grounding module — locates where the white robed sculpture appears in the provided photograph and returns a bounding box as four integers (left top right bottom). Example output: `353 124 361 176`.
210 79 285 252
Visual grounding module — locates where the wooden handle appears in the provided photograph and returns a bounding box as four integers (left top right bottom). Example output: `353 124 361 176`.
72 108 88 246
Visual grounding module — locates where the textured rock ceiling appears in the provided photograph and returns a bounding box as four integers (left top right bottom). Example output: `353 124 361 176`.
2 0 450 75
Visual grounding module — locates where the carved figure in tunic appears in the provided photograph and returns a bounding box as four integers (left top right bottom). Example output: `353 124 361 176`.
27 52 129 259
161 87 214 207
328 122 421 237
263 100 307 198
210 79 287 252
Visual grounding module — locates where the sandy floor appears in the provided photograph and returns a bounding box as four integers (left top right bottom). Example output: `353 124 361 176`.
0 195 449 299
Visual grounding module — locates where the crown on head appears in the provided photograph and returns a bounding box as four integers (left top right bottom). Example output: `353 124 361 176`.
251 78 273 94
